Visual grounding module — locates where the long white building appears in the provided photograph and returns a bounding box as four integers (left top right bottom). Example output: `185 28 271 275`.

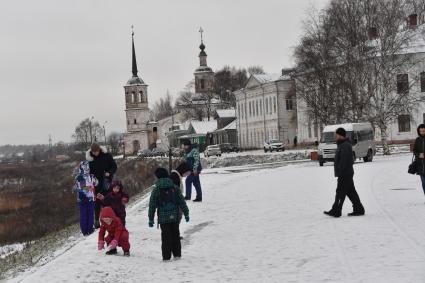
234 73 297 150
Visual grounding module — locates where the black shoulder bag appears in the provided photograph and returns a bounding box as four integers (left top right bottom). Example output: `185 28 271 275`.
408 154 417 175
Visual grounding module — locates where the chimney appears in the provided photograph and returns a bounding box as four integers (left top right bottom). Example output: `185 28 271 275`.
408 14 418 27
367 27 379 39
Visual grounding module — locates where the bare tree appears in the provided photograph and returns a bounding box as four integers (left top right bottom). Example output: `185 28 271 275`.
72 118 104 149
363 0 425 154
152 90 174 121
295 0 425 154
247 65 266 75
107 132 123 156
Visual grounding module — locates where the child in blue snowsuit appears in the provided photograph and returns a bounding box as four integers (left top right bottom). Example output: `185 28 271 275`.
74 161 99 236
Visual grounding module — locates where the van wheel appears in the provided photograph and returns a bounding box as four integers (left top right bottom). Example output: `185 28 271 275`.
363 149 373 162
264 148 268 153
319 161 324 167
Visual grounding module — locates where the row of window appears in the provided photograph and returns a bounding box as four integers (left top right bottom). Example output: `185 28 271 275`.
127 118 138 125
396 72 425 94
237 97 295 120
126 91 144 104
240 128 279 148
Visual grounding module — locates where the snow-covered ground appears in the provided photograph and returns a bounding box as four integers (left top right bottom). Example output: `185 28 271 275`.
0 244 26 260
7 154 425 283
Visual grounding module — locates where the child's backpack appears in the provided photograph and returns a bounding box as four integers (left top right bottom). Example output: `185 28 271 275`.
159 185 178 212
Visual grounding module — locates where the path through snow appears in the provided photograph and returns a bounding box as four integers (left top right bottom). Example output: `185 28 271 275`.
8 154 425 283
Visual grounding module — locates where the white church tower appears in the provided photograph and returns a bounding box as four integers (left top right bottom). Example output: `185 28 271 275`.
123 28 153 155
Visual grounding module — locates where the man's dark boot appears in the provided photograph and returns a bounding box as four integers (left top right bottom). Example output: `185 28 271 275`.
324 197 343 217
324 210 341 217
348 209 365 216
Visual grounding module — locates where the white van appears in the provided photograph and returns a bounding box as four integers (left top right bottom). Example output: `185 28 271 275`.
318 123 375 167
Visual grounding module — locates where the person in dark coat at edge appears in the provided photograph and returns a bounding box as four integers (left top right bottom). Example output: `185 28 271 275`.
182 140 203 202
324 127 365 217
413 124 425 196
86 143 118 228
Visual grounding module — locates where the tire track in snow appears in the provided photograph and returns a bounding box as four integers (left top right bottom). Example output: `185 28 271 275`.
369 168 425 258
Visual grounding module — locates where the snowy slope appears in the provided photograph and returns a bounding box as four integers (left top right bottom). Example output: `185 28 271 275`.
7 154 425 283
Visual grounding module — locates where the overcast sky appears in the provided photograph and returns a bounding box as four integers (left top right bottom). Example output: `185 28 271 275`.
0 0 329 145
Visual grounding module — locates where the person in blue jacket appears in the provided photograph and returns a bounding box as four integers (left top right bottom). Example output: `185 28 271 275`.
182 140 203 202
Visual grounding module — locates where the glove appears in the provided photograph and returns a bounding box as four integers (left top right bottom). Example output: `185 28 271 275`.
96 193 104 201
149 221 154 228
185 216 190 223
109 240 118 250
98 241 105 250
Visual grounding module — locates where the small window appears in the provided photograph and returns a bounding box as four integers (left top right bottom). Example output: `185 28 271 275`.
134 119 137 125
398 115 411 132
127 120 130 125
265 98 269 114
256 101 259 117
421 72 425 92
408 14 418 27
139 91 143 102
397 74 409 94
200 79 205 90
273 97 277 113
269 98 273 114
260 100 263 116
249 101 252 117
308 121 312 138
286 99 294 110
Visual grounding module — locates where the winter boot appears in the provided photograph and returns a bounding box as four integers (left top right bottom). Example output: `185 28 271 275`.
323 210 341 217
184 197 191 200
123 251 130 257
193 198 202 202
348 210 365 217
106 248 117 255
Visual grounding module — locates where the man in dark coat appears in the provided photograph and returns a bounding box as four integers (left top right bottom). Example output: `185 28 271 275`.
86 143 117 228
413 124 425 195
324 127 365 217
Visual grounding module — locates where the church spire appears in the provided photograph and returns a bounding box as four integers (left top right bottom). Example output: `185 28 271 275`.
131 25 138 77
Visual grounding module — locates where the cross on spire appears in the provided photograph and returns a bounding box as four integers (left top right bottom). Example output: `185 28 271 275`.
199 27 204 44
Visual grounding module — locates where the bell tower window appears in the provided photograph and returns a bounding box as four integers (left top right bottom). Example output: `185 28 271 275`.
200 79 205 90
134 119 137 125
139 91 143 102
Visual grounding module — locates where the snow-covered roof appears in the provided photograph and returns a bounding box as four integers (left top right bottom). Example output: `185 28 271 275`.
252 74 282 84
215 109 236 118
215 120 237 132
190 120 218 134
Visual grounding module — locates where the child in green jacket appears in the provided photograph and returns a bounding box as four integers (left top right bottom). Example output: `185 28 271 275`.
148 167 189 261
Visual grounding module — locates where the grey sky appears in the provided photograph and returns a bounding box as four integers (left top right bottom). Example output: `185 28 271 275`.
0 0 329 145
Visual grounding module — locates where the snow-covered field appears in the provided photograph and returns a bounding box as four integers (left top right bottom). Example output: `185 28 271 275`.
7 154 425 283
